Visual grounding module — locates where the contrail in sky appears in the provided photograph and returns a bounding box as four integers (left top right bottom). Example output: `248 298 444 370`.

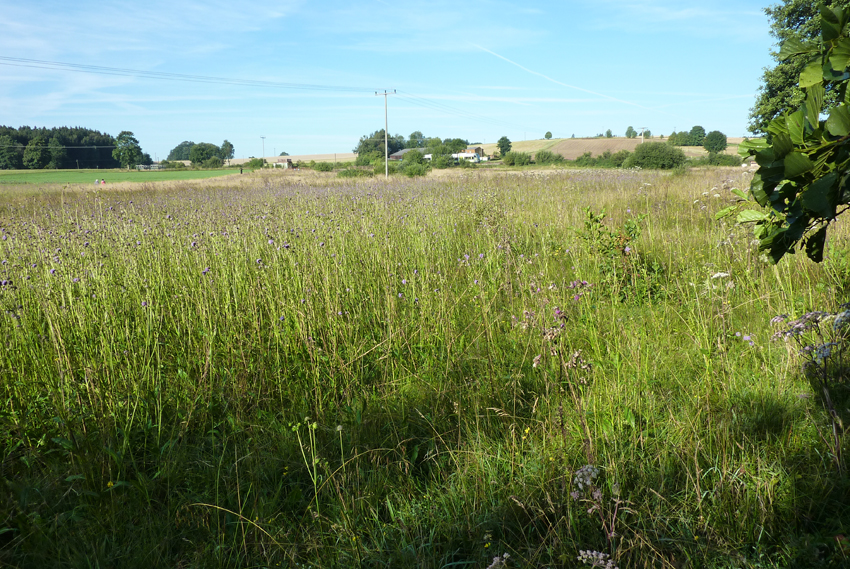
470 43 661 113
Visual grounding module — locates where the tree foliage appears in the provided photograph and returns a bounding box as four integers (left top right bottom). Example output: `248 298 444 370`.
23 136 49 170
545 131 553 139
189 143 221 166
220 140 234 164
625 126 637 139
497 136 512 156
353 129 405 158
0 134 22 170
729 3 850 263
167 141 196 161
605 129 613 138
703 131 728 153
0 125 118 169
749 0 850 134
112 131 144 169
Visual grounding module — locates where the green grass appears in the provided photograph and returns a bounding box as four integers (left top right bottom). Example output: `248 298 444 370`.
0 168 238 184
0 169 848 568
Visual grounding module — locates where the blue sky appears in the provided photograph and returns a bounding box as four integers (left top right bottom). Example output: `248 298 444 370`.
1 1 774 159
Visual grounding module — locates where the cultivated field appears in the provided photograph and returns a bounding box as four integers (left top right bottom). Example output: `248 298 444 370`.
480 137 744 160
1 168 848 568
0 168 240 185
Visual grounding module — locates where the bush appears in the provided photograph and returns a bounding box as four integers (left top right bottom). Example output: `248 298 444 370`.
373 162 401 175
534 150 563 164
337 168 373 178
244 158 265 169
503 151 531 166
403 150 425 165
432 155 454 169
623 142 686 169
690 152 742 167
202 156 223 169
355 151 382 166
159 160 185 169
313 162 334 172
456 158 475 169
403 163 429 177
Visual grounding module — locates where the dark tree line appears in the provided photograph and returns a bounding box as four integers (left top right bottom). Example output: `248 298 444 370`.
0 126 135 170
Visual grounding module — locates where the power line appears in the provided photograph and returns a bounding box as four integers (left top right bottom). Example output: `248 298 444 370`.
0 56 545 135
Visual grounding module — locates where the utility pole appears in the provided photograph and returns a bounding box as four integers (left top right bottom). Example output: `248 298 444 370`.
375 90 396 178
640 127 647 143
260 136 266 161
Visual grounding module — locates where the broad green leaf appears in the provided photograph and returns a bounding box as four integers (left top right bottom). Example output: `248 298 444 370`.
738 138 768 157
805 225 828 262
826 105 850 136
731 188 749 201
788 109 806 144
751 175 771 206
737 209 768 223
784 152 815 177
772 131 794 159
830 38 850 72
779 37 814 59
805 84 825 129
802 171 838 217
800 59 824 88
715 205 738 220
821 4 843 41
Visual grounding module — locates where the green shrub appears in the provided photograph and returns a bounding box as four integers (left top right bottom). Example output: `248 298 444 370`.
431 155 454 169
202 156 223 169
355 151 382 166
402 150 425 165
503 151 531 166
623 142 686 169
337 168 373 178
534 150 563 164
313 162 334 172
403 163 429 177
457 158 475 169
690 152 741 167
373 162 401 175
244 158 265 169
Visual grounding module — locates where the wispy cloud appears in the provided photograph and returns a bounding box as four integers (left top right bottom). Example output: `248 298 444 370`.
469 43 660 112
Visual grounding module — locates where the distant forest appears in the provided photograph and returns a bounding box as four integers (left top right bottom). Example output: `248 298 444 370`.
0 126 123 170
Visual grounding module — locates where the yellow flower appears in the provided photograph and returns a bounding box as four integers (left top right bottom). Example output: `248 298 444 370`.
107 481 114 488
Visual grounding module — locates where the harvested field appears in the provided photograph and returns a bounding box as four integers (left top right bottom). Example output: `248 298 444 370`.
480 136 745 160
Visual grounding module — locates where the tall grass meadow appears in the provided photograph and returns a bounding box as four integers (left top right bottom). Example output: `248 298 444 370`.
1 168 848 567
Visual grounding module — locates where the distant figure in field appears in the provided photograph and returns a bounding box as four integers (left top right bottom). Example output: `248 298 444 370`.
101 179 105 185
95 179 99 185
240 167 243 174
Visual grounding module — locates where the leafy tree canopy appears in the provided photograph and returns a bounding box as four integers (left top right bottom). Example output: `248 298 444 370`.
112 131 144 169
220 140 234 163
703 131 728 153
749 0 850 134
625 126 637 139
605 129 613 138
353 129 405 158
23 136 49 170
0 134 22 170
545 131 553 139
189 143 221 165
728 3 850 263
497 136 512 156
167 141 195 161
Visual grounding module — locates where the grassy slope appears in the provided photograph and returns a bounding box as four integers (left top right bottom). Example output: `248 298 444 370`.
0 169 847 568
